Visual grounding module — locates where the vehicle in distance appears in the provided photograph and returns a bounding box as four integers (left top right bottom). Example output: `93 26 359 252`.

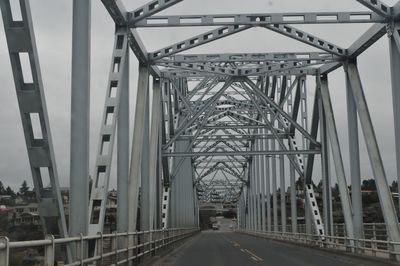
212 224 219 230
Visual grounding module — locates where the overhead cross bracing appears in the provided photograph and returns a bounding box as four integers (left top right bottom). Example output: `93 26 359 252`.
3 0 400 264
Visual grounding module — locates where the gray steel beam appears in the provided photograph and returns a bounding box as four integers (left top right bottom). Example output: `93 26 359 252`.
263 24 345 56
319 74 355 240
389 22 400 214
158 52 337 64
259 131 266 232
117 40 130 236
356 0 393 18
0 0 70 246
133 11 382 27
150 26 252 60
347 63 400 256
70 0 91 239
163 150 319 157
319 89 333 236
101 0 161 76
88 29 129 236
129 0 183 24
271 140 278 232
244 78 319 147
140 81 150 231
128 65 149 234
344 64 363 240
279 140 286 232
319 23 387 74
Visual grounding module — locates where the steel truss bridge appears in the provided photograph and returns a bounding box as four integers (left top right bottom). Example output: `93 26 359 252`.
1 0 400 265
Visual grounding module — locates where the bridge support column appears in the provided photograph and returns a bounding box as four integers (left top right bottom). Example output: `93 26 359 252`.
347 62 400 259
128 65 149 233
70 0 91 240
259 131 266 232
279 142 286 232
255 132 262 231
149 79 162 230
264 133 272 232
319 74 355 241
117 40 129 246
319 89 333 236
389 25 400 215
170 139 196 227
249 159 255 230
271 139 278 232
141 81 150 231
344 64 363 241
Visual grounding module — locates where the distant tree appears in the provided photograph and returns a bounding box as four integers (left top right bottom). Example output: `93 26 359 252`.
390 180 398 193
5 186 15 196
361 179 376 191
19 180 29 195
0 181 5 195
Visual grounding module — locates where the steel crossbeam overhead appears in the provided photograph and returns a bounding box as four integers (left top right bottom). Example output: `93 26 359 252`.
130 0 183 24
158 52 339 64
263 24 346 56
150 25 252 60
163 150 320 157
356 0 393 17
133 11 384 27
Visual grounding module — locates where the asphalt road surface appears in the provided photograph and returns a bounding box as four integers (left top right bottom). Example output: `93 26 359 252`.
152 231 397 266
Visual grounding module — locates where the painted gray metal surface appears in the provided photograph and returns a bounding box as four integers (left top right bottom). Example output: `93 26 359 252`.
4 0 400 263
0 0 69 240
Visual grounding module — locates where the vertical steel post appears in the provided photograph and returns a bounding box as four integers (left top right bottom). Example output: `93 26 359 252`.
344 64 363 240
290 165 297 233
117 40 129 236
256 134 261 230
265 133 272 232
271 139 278 231
0 237 9 266
149 79 162 230
389 27 400 214
319 74 355 240
319 90 333 236
70 0 91 239
260 130 267 232
347 63 400 257
141 84 150 231
280 145 286 232
128 65 149 233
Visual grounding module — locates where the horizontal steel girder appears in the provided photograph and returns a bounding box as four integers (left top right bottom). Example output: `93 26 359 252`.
162 150 320 157
132 11 383 27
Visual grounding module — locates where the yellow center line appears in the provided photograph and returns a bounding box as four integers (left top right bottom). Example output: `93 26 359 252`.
244 249 264 262
226 238 263 262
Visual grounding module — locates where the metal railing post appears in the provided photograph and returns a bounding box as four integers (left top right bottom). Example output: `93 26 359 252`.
44 235 55 266
113 231 118 263
0 237 9 266
96 232 104 265
76 233 84 265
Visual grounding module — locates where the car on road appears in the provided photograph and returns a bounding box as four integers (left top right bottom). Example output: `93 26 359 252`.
212 224 219 230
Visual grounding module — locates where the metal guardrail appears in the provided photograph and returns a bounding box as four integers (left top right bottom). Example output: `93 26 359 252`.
277 223 390 241
0 228 199 265
240 228 400 261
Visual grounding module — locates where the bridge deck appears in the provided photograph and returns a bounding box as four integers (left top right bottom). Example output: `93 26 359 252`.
153 231 396 266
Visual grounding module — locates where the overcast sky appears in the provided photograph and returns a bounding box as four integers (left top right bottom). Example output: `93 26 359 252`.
0 0 399 190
